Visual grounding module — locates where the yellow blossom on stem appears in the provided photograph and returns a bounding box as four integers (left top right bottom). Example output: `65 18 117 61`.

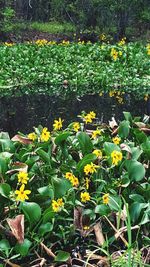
81 192 90 203
84 114 93 124
73 122 80 132
28 132 37 141
111 150 123 165
93 149 102 158
52 198 64 212
40 127 51 142
91 129 101 139
102 193 109 204
15 184 31 202
84 177 90 190
89 111 96 119
112 136 121 145
17 171 29 184
53 118 63 131
71 176 79 187
84 162 99 175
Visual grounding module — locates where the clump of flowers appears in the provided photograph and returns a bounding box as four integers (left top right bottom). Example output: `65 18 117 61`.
81 192 90 203
73 122 80 132
35 39 48 46
52 198 64 212
91 129 101 139
112 136 121 145
65 172 79 187
15 184 31 202
28 132 37 141
118 37 126 46
84 162 99 175
111 48 118 61
83 111 96 124
146 44 150 55
93 149 102 158
17 171 29 184
40 127 51 142
53 118 63 131
111 150 123 165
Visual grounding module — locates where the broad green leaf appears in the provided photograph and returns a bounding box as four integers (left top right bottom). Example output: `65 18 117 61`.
55 132 71 145
130 202 147 223
77 132 93 154
52 177 71 198
118 120 130 138
21 202 41 225
108 196 122 211
0 183 11 198
0 239 10 256
36 149 50 164
15 239 32 257
126 160 145 181
95 204 110 215
123 112 132 122
38 186 54 198
55 250 70 262
38 222 53 236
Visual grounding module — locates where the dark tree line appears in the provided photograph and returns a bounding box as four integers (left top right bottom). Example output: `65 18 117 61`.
0 0 150 38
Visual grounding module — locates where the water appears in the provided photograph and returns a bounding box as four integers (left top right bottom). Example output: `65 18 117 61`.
0 92 149 136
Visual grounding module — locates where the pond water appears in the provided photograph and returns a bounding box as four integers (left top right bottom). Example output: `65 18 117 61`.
0 92 149 136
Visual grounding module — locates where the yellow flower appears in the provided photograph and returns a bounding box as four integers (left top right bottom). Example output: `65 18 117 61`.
83 225 90 230
71 176 79 187
112 136 121 145
93 149 102 158
15 184 31 202
111 48 118 61
118 37 126 46
52 198 64 212
52 200 60 212
144 94 149 101
100 34 106 41
91 129 101 139
119 51 123 56
40 127 51 142
35 39 48 46
89 111 96 119
53 118 63 131
4 42 14 47
84 114 93 124
109 90 115 97
81 192 90 203
99 92 103 96
84 162 99 175
111 150 123 165
84 177 90 190
102 193 109 204
28 132 37 141
65 172 74 181
73 122 80 132
57 198 64 207
17 171 29 184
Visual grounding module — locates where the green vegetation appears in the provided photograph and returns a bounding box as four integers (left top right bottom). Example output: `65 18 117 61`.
0 112 149 265
29 21 76 34
0 40 149 98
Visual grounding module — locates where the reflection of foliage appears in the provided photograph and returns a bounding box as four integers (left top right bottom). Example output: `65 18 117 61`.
0 112 149 264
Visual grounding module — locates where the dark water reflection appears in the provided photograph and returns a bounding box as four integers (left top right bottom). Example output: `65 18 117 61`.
0 93 149 136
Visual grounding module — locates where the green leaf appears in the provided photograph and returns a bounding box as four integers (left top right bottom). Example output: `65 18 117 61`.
95 204 110 215
0 183 11 198
15 239 32 257
77 132 93 154
126 160 145 181
0 239 10 256
104 142 120 156
131 147 142 160
118 120 130 138
55 250 70 262
0 157 8 175
130 203 147 223
21 202 41 225
55 132 71 145
36 149 50 164
52 177 71 198
38 222 53 236
77 153 97 173
108 196 122 211
123 112 132 122
38 186 54 198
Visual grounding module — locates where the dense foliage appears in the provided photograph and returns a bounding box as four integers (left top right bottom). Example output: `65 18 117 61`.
0 40 149 98
0 112 149 266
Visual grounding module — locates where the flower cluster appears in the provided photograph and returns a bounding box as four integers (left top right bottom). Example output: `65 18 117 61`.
83 111 96 124
93 149 102 158
84 162 99 175
91 128 101 139
52 198 64 212
81 192 90 203
118 37 126 46
111 150 123 165
73 122 80 132
112 136 121 145
15 171 31 201
65 172 79 187
146 44 150 55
